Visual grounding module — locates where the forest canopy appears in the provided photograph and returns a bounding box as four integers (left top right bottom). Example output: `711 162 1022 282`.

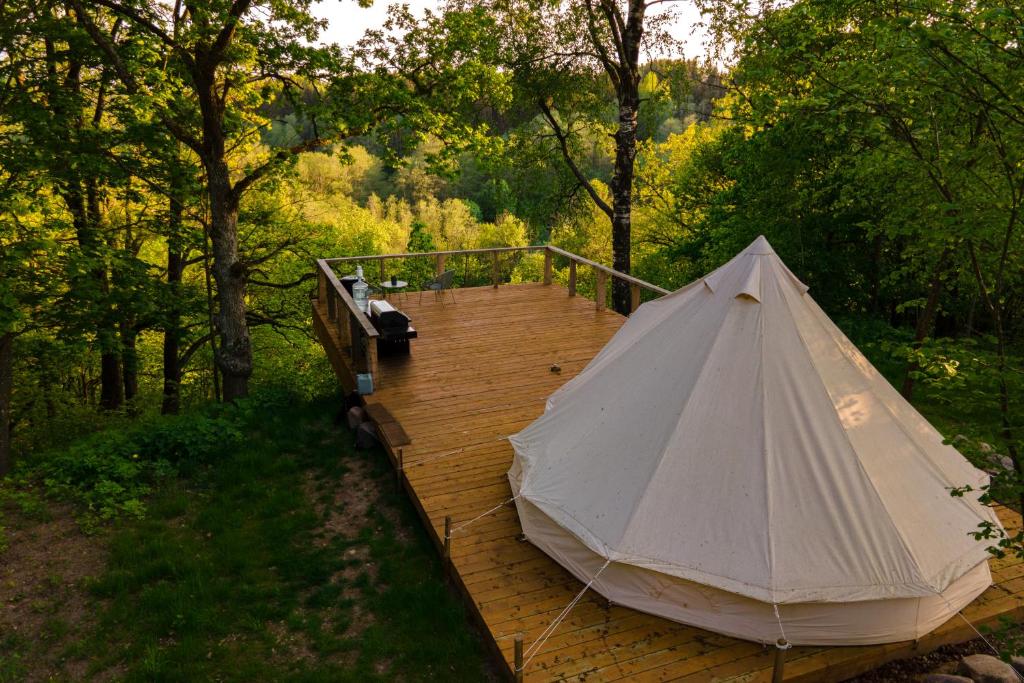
0 0 1021 555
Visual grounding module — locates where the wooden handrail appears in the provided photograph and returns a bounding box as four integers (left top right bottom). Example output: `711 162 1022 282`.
322 245 670 298
322 245 547 264
316 258 378 339
545 246 671 296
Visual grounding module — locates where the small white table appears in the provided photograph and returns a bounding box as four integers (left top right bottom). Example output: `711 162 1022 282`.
379 280 409 303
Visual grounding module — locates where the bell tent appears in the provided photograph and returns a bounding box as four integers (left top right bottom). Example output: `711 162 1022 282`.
508 236 1000 646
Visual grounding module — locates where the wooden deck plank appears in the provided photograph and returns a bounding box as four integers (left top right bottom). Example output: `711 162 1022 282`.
313 282 1024 682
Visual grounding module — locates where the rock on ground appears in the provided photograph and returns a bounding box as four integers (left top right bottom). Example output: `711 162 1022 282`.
355 421 378 449
958 654 1020 683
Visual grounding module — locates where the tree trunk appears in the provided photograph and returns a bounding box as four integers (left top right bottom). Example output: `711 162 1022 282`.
0 332 13 477
161 318 181 415
86 167 125 411
201 221 222 402
900 248 950 400
64 183 123 410
98 349 123 409
121 322 139 404
868 234 882 314
162 195 186 414
195 55 252 403
206 160 252 401
609 0 645 315
610 101 638 314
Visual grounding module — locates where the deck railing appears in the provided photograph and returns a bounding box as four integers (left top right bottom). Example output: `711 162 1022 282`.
314 245 670 389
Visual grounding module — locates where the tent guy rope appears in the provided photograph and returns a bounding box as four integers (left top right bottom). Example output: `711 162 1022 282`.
404 434 510 469
772 602 791 646
517 559 612 673
933 589 1024 682
448 494 520 537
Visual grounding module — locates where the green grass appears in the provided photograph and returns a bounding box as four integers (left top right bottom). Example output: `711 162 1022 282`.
75 394 490 682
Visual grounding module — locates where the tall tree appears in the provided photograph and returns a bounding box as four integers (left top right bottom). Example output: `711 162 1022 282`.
447 0 683 313
1 2 133 409
0 119 57 474
71 0 348 400
720 0 1024 398
690 0 1023 508
0 213 50 475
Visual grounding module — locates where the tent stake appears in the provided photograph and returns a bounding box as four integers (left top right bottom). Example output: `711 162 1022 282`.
514 633 524 682
772 638 788 683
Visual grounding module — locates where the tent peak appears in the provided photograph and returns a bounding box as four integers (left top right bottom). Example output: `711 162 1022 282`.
704 235 808 298
745 235 776 255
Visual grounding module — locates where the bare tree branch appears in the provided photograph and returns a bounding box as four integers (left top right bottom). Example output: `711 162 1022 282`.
248 272 316 289
538 99 613 218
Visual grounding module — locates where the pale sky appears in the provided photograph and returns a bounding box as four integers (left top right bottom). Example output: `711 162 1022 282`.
311 1 712 60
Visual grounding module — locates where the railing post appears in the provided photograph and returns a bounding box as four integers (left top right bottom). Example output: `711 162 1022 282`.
543 248 553 285
379 258 385 287
327 285 337 322
630 283 640 314
595 270 607 312
492 251 500 288
568 260 577 297
317 264 327 302
366 335 379 385
436 253 446 276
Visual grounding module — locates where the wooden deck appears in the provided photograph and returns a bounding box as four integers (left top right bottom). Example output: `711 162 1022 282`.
313 282 1024 682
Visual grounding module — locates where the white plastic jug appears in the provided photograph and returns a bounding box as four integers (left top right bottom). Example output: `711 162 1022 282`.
352 265 369 312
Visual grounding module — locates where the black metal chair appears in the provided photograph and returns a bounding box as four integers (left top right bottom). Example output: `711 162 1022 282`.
420 269 456 305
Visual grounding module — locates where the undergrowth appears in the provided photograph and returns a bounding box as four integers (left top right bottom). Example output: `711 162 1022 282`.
0 389 491 681
1 391 291 531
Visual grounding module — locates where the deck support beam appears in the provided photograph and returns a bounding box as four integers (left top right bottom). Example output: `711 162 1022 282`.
443 515 452 577
366 336 379 385
514 635 524 683
396 448 403 490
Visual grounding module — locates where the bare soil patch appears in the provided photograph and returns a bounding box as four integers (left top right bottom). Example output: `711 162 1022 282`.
305 459 379 546
0 502 110 682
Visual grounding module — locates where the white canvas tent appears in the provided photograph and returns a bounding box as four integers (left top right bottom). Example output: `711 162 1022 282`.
508 236 1001 646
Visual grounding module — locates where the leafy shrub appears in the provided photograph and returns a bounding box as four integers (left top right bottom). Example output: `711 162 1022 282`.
135 414 244 473
5 388 296 529
29 428 170 528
